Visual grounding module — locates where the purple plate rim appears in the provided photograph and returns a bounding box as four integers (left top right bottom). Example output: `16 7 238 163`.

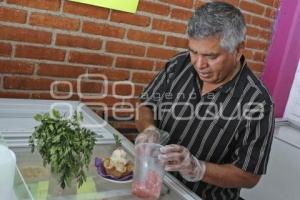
95 157 133 182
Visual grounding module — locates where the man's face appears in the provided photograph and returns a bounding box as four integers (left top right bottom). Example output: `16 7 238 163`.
188 36 242 85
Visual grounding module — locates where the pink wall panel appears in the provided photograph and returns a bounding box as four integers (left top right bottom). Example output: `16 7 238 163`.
262 0 300 117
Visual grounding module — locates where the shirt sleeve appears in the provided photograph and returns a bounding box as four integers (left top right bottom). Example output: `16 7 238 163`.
139 65 169 106
139 51 189 106
232 104 275 175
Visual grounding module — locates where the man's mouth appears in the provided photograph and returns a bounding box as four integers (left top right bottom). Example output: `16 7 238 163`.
198 71 211 78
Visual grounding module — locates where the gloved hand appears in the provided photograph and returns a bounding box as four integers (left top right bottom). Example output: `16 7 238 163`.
159 144 206 182
135 125 160 144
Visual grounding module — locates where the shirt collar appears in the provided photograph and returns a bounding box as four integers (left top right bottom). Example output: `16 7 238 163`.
219 55 248 98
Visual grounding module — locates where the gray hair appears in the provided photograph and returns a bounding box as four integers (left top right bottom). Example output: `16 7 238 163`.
188 2 246 52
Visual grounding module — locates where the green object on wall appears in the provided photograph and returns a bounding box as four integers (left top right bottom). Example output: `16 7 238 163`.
69 0 139 13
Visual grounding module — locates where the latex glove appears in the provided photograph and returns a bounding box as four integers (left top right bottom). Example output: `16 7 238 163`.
159 144 206 182
135 125 160 144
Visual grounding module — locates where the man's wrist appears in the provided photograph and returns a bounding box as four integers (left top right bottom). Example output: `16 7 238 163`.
195 159 206 180
180 158 206 182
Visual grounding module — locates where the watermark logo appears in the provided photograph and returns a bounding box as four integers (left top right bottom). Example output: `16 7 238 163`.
47 73 265 128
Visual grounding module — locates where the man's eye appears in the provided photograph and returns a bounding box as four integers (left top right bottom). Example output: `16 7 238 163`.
207 55 217 60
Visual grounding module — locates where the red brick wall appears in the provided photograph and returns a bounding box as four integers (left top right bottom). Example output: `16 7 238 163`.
0 0 280 141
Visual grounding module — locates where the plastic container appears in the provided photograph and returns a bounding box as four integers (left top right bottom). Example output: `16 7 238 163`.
132 143 164 199
0 144 16 200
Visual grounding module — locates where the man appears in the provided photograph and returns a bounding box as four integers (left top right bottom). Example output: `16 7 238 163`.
135 2 275 200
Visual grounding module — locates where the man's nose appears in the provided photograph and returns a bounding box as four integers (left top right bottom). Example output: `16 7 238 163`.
195 55 207 69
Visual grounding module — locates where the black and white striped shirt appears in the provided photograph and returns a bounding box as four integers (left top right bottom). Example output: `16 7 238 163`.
140 51 275 200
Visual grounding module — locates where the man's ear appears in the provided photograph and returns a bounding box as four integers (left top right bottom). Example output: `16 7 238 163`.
235 42 245 62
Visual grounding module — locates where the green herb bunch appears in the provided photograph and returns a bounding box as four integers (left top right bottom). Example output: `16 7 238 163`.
29 109 96 189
